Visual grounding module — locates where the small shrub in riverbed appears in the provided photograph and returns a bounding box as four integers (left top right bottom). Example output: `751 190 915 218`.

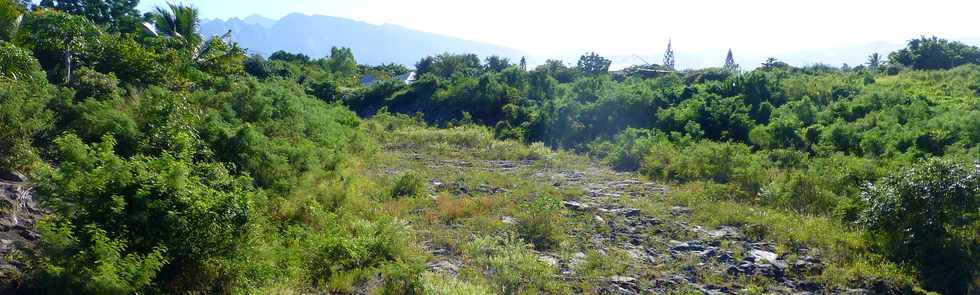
392 171 426 198
515 195 564 251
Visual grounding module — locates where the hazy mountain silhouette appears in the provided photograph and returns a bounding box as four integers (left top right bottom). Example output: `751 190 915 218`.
201 13 527 66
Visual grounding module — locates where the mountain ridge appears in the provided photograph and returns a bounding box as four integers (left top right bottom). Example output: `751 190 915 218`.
201 13 528 66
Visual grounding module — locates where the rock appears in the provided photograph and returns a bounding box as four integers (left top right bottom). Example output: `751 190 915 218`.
598 208 641 217
706 226 743 240
594 215 605 223
751 249 778 262
717 252 735 263
670 241 706 252
570 252 587 266
626 248 655 263
563 200 591 211
607 276 639 293
0 171 25 183
670 206 690 216
622 208 641 217
501 216 516 224
751 249 788 269
430 248 449 256
426 260 459 275
537 254 559 267
796 281 822 292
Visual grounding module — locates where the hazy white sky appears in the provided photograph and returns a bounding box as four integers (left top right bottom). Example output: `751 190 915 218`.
138 0 979 56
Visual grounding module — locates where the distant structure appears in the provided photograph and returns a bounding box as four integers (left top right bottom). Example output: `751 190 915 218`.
360 71 417 87
395 71 417 84
663 39 675 70
724 49 739 72
519 57 527 71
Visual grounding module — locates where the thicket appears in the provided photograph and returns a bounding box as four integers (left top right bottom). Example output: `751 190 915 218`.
1 2 418 293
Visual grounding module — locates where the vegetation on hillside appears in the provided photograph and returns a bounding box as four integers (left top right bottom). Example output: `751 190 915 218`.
0 0 976 294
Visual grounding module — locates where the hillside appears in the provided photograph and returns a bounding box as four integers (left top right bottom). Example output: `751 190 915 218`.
201 13 528 65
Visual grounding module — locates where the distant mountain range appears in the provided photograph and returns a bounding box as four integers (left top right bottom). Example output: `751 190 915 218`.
203 15 980 70
201 14 527 66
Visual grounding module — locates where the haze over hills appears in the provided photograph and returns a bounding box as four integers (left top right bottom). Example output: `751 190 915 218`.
204 14 980 70
201 13 528 66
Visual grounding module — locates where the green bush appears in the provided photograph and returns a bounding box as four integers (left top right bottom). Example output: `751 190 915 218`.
860 158 979 294
463 235 562 294
69 67 118 99
34 134 254 293
516 195 564 251
0 41 44 82
0 77 54 172
392 171 425 198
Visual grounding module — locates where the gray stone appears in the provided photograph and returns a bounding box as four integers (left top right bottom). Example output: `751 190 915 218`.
670 241 706 252
751 249 788 269
563 200 591 211
0 171 25 183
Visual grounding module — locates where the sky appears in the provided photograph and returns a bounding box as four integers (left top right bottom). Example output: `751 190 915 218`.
136 0 980 59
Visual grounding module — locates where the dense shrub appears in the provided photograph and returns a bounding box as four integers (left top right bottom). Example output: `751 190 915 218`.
392 171 425 198
34 134 254 293
0 78 54 171
860 158 979 294
69 67 118 99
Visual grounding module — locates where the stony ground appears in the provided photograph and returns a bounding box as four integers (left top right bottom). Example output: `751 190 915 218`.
0 173 42 289
372 139 855 295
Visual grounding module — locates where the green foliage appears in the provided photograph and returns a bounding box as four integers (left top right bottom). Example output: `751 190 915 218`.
6 2 978 291
415 53 482 79
16 9 100 83
0 40 43 82
0 76 55 171
483 55 511 72
148 3 202 50
516 195 563 250
462 235 562 294
35 133 254 293
0 0 25 41
392 171 425 198
577 51 611 76
890 36 980 70
69 67 118 99
861 158 979 294
324 46 357 79
591 128 663 171
38 0 139 31
35 222 167 294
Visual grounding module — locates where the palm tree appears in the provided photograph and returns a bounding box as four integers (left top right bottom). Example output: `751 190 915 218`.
149 3 202 50
867 53 883 71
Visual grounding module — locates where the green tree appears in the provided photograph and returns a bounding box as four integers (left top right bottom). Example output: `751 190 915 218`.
17 9 99 83
484 55 511 72
861 158 979 294
39 0 139 30
0 44 53 172
889 36 980 70
324 46 357 79
148 3 202 51
576 52 610 76
866 52 883 71
761 57 789 70
0 0 25 41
